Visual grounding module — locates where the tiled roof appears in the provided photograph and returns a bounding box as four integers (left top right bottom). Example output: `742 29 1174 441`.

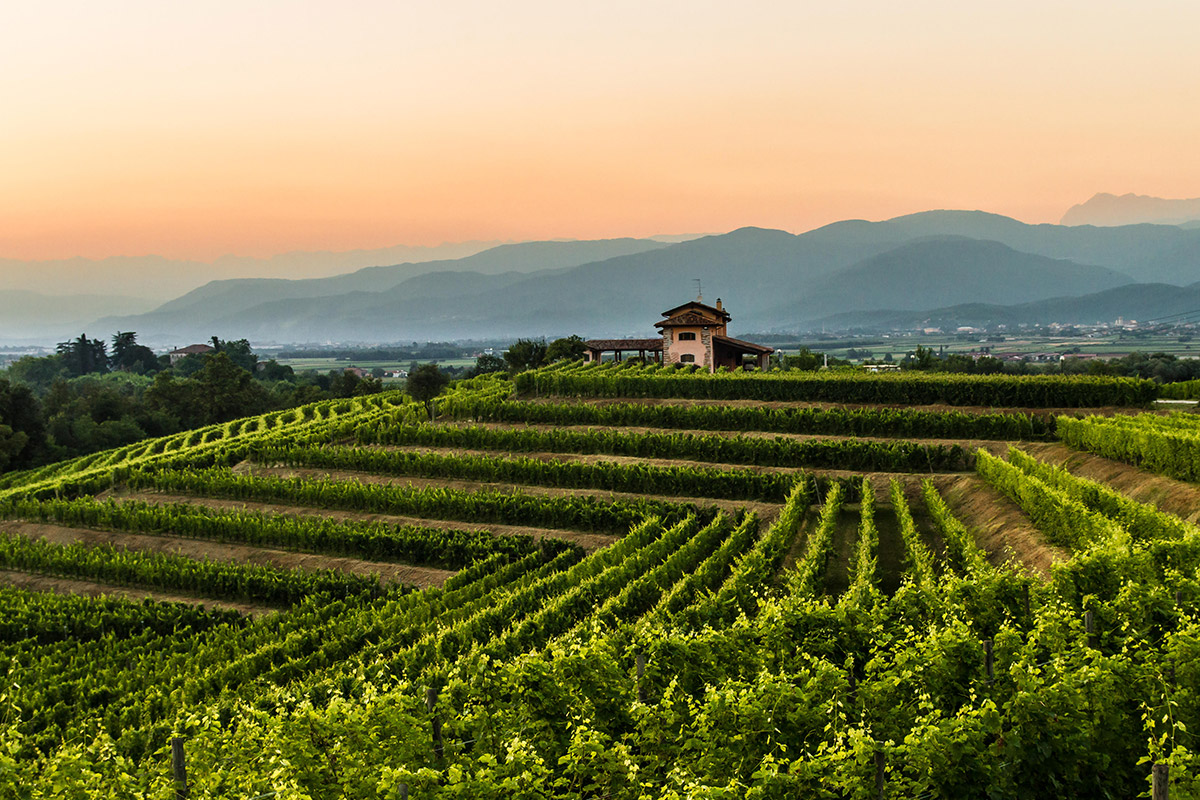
660 300 731 322
655 311 719 328
713 335 773 354
169 344 215 356
585 338 663 350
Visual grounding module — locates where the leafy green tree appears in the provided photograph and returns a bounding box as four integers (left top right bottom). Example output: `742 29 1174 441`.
257 360 296 381
209 337 258 372
0 378 44 471
194 353 271 422
109 331 159 374
545 335 587 363
328 370 383 398
504 338 548 373
147 353 270 427
471 354 508 376
406 363 450 420
4 354 69 391
55 334 109 377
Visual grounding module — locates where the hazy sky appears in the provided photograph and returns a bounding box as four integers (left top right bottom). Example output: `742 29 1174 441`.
3 1 1198 261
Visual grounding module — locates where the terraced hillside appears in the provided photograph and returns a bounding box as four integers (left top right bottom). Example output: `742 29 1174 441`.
1 362 1198 798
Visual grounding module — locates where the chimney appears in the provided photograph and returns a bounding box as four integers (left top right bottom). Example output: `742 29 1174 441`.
715 298 723 312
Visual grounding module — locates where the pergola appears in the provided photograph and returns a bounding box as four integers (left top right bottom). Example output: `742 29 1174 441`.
582 338 664 364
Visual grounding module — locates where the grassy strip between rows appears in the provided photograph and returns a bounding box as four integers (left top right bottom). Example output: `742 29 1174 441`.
0 532 384 606
0 495 560 570
125 466 715 535
354 422 975 471
252 442 799 502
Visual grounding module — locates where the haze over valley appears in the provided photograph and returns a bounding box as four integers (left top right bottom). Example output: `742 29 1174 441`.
10 200 1187 347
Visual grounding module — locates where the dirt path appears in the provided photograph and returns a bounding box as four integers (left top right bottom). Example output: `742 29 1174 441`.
0 520 453 588
1023 443 1200 525
873 503 909 595
241 463 782 521
0 568 277 616
823 506 860 598
361 443 801 475
106 489 618 553
931 475 1067 578
779 511 813 573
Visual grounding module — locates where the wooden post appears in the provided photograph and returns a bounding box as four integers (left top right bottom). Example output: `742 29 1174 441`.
983 639 994 684
1153 762 1169 800
1084 610 1097 648
874 750 885 799
426 687 443 760
1022 584 1031 621
636 652 647 703
398 783 409 800
171 737 188 800
1176 590 1183 608
848 668 857 705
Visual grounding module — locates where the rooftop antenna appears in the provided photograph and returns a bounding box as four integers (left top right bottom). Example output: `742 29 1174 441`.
694 278 703 302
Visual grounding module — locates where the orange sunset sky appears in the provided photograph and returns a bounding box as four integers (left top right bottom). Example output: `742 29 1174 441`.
2 0 1198 262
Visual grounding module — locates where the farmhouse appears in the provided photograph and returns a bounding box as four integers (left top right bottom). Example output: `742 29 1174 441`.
584 298 773 372
168 343 215 365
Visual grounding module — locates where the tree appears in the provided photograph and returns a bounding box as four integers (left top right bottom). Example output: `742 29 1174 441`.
0 378 45 471
328 370 383 398
110 331 159 374
208 337 258 372
146 353 270 427
5 355 69 391
545 335 587 363
406 363 449 420
470 354 508 376
56 334 108 377
194 353 271 422
504 338 548 373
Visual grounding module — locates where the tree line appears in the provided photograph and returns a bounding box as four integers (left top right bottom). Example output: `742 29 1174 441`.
0 332 386 472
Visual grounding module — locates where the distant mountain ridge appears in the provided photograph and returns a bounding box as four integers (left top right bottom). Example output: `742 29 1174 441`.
37 210 1200 345
1061 193 1200 227
810 281 1200 331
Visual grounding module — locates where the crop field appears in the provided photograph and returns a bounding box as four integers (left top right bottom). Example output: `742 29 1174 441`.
2 360 1200 797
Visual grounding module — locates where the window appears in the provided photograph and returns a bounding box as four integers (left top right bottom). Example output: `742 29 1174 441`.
680 354 695 363
678 332 696 341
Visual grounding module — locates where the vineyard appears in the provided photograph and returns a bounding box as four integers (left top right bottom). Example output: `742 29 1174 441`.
0 363 1198 798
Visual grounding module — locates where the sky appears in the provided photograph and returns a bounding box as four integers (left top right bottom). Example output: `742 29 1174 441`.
2 0 1199 262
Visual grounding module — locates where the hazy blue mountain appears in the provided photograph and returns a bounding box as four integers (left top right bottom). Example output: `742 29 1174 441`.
1062 193 1200 227
77 212 1200 345
104 230 1138 344
809 282 1200 331
873 210 1200 285
767 237 1134 322
98 238 671 342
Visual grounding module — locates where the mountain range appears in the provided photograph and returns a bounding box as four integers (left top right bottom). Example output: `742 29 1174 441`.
78 209 1200 345
1062 193 1200 227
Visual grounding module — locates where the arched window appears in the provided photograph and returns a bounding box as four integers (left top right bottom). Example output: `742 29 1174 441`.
678 331 697 341
680 354 695 363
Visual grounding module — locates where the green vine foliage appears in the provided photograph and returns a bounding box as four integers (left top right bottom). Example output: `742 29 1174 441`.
1 379 1198 798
